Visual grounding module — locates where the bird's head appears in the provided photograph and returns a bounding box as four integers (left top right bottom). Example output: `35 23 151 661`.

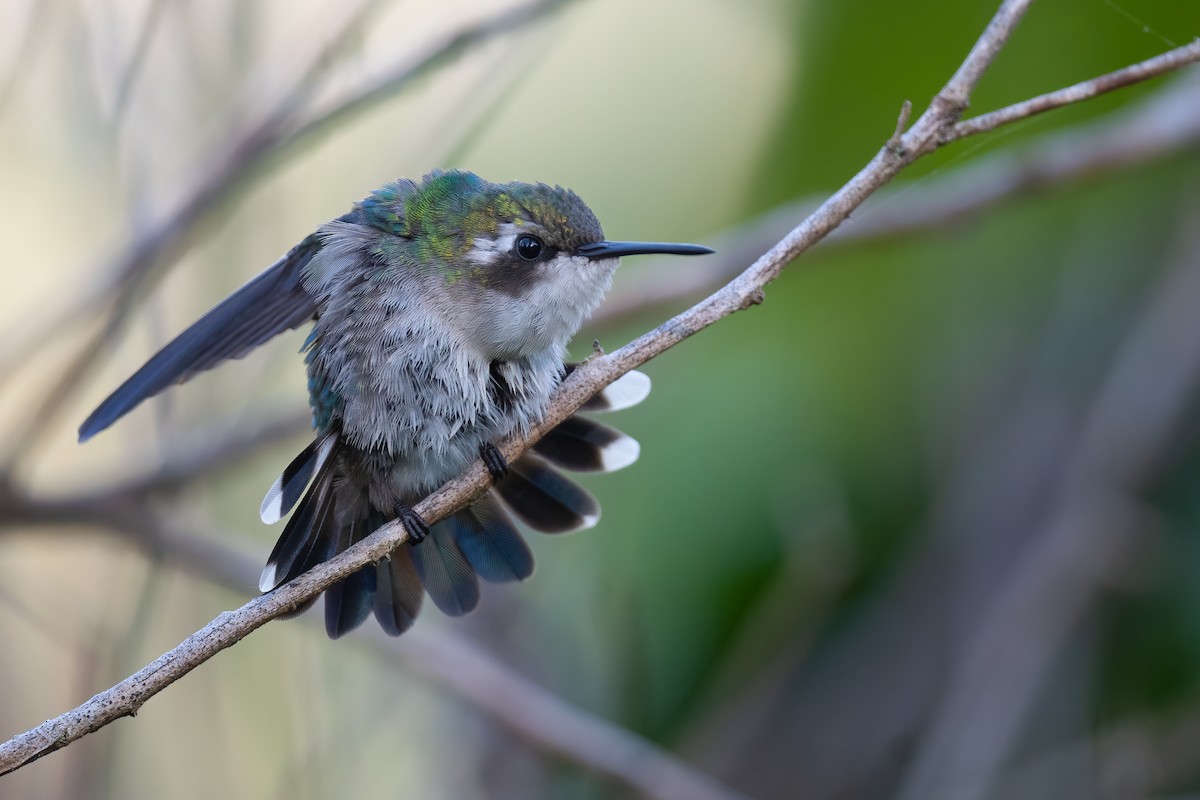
374 170 712 359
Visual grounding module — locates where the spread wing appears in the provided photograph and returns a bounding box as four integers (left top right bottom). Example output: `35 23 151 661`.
79 232 324 441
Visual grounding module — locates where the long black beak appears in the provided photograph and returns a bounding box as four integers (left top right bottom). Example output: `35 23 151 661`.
576 241 714 260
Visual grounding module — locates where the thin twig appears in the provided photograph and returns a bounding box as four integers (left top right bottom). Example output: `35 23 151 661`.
109 0 169 129
2 0 1194 780
949 38 1200 141
371 620 747 800
284 0 575 155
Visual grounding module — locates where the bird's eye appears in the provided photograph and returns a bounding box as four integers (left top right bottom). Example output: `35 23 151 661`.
515 235 543 261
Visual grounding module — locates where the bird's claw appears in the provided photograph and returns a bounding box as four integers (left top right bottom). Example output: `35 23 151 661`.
480 442 508 483
396 504 430 545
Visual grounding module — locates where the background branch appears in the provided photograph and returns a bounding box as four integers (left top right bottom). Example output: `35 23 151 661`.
899 193 1200 800
0 492 745 800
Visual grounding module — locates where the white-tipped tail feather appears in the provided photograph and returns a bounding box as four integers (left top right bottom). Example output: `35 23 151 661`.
598 433 640 472
258 562 278 593
596 370 651 412
260 433 337 524
259 477 287 525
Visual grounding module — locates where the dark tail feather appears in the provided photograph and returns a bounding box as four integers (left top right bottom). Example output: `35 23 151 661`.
259 440 339 624
257 433 390 639
449 493 534 583
260 432 337 524
373 546 424 636
259 440 340 592
409 526 480 617
324 517 377 639
262 427 610 637
534 415 640 473
78 234 322 441
494 453 600 533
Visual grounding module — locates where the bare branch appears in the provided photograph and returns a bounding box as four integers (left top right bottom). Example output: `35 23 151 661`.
2 0 1194 781
0 500 745 800
949 39 1200 141
285 0 576 152
370 622 748 800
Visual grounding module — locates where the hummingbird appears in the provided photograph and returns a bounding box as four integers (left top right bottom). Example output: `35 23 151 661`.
79 170 712 638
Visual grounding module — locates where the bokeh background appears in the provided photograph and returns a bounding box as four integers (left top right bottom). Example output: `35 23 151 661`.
2 1 1200 798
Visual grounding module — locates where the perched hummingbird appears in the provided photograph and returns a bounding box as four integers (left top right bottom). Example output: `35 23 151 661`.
79 170 711 638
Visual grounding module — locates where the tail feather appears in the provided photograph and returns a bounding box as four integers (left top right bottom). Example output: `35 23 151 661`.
449 493 534 583
324 517 377 638
259 439 339 592
564 365 652 413
260 432 337 524
260 406 639 638
495 453 599 533
409 525 480 617
373 547 423 636
534 415 640 473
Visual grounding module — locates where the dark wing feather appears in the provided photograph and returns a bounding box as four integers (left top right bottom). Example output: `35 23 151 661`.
78 233 323 441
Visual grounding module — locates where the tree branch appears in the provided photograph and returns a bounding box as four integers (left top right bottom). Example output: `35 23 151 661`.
0 499 746 800
3 0 1195 780
948 38 1200 141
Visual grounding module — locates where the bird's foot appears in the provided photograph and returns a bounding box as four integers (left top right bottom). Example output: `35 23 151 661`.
396 503 430 545
480 442 508 483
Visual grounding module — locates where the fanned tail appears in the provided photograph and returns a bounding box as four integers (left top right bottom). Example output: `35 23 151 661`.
258 367 651 639
259 437 530 637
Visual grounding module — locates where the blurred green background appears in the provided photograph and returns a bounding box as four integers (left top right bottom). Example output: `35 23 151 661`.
2 1 1200 798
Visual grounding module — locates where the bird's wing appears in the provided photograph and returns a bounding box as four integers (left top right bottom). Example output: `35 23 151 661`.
79 232 324 441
